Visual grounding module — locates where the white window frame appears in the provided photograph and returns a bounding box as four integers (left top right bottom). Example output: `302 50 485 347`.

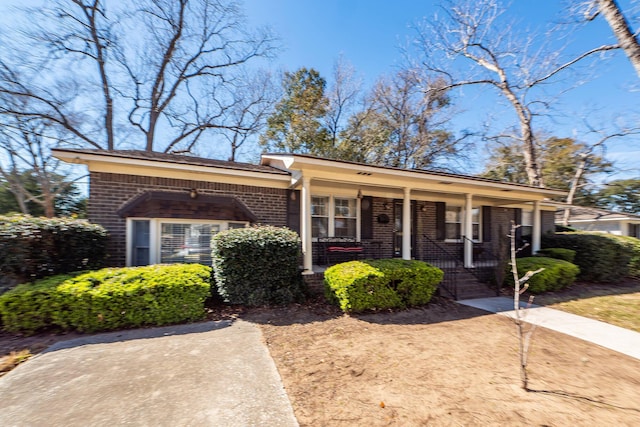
126 218 248 266
445 205 481 242
521 210 533 240
310 195 360 240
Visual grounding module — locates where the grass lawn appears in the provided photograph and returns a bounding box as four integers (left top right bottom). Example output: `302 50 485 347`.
533 280 640 332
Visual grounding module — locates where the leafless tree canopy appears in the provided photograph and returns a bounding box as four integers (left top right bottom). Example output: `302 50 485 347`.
0 0 277 154
412 0 618 187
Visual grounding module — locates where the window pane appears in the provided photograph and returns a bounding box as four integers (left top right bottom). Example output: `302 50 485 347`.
446 223 460 240
334 198 356 218
312 217 328 238
131 220 150 266
472 224 480 240
521 211 533 226
228 222 247 230
335 218 356 237
311 197 328 216
472 208 480 223
160 223 217 265
446 207 460 223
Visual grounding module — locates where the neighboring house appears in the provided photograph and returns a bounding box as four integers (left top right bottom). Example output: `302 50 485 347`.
557 205 640 238
52 149 564 298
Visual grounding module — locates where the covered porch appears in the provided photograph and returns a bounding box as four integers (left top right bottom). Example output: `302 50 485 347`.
262 154 563 299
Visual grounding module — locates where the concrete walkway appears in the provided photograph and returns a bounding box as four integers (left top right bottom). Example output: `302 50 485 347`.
0 320 298 427
458 297 640 360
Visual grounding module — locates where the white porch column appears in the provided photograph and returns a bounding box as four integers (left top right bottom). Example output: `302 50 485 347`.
301 176 314 274
464 193 473 268
532 200 541 254
402 187 411 260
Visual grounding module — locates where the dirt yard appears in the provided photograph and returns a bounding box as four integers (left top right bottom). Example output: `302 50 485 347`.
245 297 640 426
2 286 640 425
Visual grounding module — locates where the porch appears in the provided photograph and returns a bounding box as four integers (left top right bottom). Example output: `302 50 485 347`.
308 234 505 300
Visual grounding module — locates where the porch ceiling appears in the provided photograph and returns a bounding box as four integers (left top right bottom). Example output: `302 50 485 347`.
262 154 565 203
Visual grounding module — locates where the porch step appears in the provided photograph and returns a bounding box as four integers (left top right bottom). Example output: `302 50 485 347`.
443 270 497 300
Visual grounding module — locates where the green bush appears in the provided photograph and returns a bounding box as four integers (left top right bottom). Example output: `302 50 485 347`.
0 215 108 283
542 232 633 282
536 248 576 263
504 257 580 293
0 264 211 334
324 259 443 313
211 226 306 306
606 235 640 279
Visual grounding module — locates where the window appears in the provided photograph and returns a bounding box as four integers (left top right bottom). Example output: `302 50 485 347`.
311 196 358 238
131 220 150 266
334 198 357 237
445 206 480 240
311 196 329 238
521 210 533 243
160 223 219 265
127 219 247 266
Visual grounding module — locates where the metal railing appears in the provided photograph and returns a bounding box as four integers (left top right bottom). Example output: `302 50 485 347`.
460 236 504 295
421 235 469 299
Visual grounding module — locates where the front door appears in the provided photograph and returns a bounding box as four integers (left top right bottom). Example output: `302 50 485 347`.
393 201 416 258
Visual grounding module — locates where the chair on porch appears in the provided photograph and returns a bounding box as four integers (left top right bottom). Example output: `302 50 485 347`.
317 236 364 265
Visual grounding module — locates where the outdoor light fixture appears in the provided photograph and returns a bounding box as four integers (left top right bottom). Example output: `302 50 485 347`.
189 188 198 199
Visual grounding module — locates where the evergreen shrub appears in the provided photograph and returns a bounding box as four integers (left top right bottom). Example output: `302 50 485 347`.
542 232 634 282
0 215 108 282
0 264 212 334
211 226 306 305
505 256 580 293
324 259 443 313
536 248 576 263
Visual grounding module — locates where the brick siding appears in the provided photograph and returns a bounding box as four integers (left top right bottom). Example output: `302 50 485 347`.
89 172 288 266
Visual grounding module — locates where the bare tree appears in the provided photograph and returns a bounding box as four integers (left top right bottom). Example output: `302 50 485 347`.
323 56 363 153
0 0 276 153
413 0 617 187
561 123 640 225
508 221 543 390
0 114 80 217
582 0 640 77
218 70 277 161
341 69 467 170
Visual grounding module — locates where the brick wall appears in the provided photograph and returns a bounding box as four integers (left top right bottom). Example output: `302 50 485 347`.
89 172 288 266
542 210 555 235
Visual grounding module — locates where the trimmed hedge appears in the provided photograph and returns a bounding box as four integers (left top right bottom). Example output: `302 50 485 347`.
536 248 576 263
324 259 443 313
0 215 108 282
211 226 306 306
505 257 580 293
0 264 212 334
542 232 636 282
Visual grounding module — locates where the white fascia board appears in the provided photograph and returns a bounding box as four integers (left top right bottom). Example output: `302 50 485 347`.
262 153 565 199
54 149 291 183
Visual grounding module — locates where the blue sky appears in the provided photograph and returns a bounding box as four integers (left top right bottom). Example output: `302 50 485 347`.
1 0 638 180
241 0 640 179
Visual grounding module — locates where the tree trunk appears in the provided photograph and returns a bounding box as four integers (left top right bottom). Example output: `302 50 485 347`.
597 0 640 78
562 155 588 226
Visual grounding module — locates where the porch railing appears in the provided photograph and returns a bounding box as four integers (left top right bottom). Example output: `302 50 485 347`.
421 235 468 299
461 236 504 295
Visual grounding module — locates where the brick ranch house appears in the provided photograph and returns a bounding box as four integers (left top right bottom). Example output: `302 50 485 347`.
53 148 564 299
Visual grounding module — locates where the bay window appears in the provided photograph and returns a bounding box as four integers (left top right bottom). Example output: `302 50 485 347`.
127 219 248 266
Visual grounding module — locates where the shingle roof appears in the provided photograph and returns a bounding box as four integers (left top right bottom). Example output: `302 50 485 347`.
53 148 290 176
555 205 640 221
